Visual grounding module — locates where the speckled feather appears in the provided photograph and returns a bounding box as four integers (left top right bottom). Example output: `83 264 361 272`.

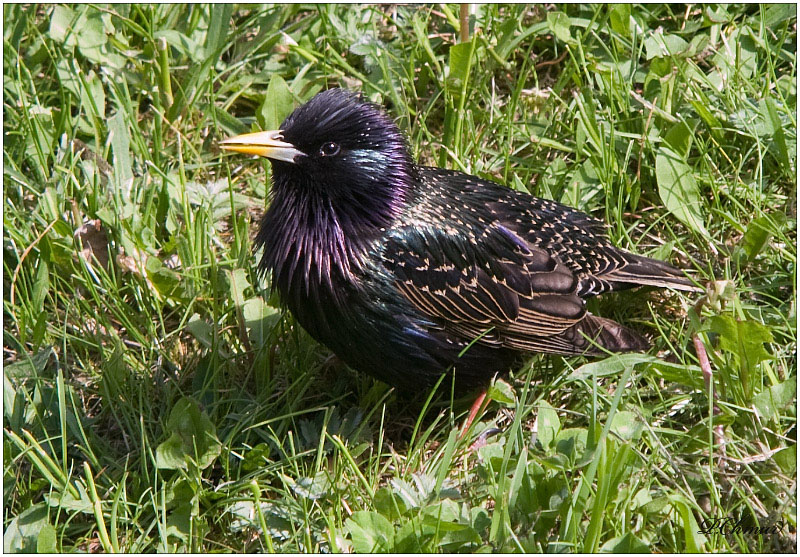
248 89 695 391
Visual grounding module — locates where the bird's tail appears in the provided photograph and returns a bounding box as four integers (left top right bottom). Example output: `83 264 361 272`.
565 313 651 355
603 252 700 292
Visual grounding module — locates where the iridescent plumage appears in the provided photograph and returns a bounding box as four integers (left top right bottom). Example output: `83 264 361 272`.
222 89 696 391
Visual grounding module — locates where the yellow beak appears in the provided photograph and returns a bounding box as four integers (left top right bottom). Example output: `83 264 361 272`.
219 130 304 163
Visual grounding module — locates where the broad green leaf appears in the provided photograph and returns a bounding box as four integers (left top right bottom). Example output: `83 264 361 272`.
44 485 94 514
145 256 181 299
487 378 515 405
48 5 76 44
156 434 192 471
709 315 774 368
420 499 460 525
186 313 213 348
154 30 203 61
37 524 57 553
734 212 788 265
447 41 472 89
394 516 432 552
640 495 670 515
349 33 386 69
709 27 757 83
554 428 587 461
774 445 796 476
705 5 732 23
609 4 631 37
547 12 572 43
439 522 482 551
631 488 653 510
83 70 106 121
3 503 51 553
667 495 706 552
72 8 107 63
647 56 673 78
374 486 409 520
709 315 774 399
663 121 693 159
600 532 649 553
165 499 193 543
569 353 657 380
686 34 709 57
476 440 505 470
346 511 394 553
156 397 221 470
655 146 708 237
535 401 560 450
4 348 54 380
764 3 796 27
49 5 109 64
259 74 295 132
609 411 642 442
752 380 796 423
293 471 331 500
228 269 250 308
242 297 281 346
644 33 689 59
226 499 293 540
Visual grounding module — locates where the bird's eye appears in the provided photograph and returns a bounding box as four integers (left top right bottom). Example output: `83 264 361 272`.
319 142 340 157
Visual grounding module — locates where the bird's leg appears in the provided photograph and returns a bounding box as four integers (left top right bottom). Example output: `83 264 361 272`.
459 389 488 440
468 427 503 451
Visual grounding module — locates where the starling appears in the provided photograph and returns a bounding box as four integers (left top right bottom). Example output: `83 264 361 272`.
221 89 696 392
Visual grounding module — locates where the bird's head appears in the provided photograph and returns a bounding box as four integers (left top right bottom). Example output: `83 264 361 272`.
221 89 415 223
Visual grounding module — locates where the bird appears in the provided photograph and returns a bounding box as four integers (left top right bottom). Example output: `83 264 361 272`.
220 88 696 396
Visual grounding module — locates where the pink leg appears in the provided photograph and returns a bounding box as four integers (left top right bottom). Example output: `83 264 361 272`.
460 389 488 440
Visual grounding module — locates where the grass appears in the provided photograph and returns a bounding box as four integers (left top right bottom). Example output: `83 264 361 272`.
3 3 796 553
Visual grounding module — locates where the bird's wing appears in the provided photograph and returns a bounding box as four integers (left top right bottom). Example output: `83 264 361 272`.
417 167 698 297
382 222 617 355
